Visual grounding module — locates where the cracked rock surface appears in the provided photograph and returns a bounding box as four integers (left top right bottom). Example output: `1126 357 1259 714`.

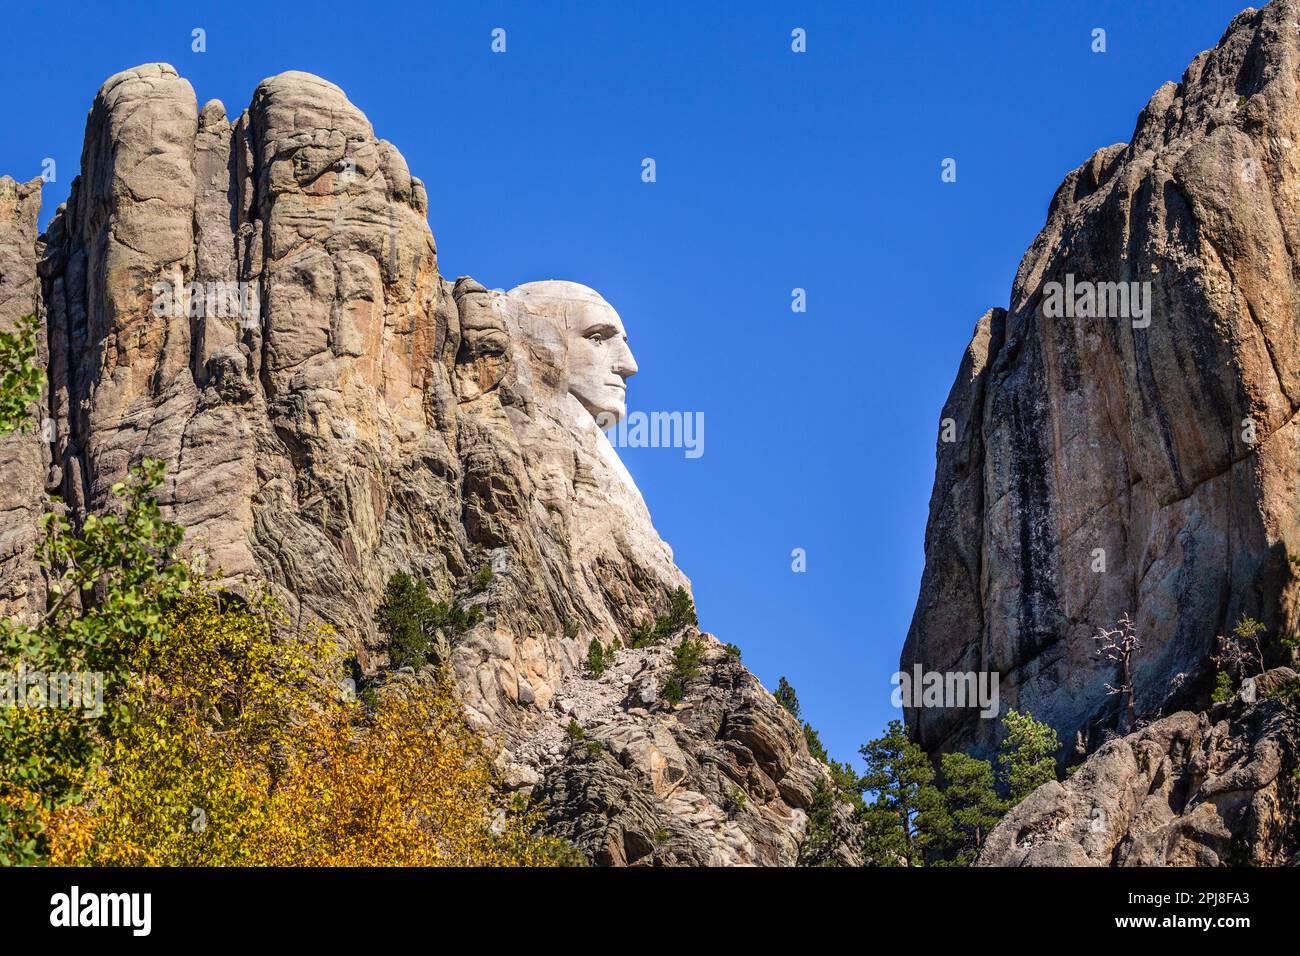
978 668 1300 866
905 1 1300 758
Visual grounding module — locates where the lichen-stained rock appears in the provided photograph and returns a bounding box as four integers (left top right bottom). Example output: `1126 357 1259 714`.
977 668 1300 866
10 63 844 865
0 175 48 624
905 1 1300 758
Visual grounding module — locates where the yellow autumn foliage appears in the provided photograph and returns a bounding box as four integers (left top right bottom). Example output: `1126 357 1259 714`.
42 587 573 866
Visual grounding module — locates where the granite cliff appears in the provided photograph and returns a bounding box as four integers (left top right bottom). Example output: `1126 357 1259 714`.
0 64 839 866
907 1 1300 864
905 1 1300 758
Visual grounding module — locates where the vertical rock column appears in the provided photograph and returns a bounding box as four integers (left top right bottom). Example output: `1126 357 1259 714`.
0 175 47 623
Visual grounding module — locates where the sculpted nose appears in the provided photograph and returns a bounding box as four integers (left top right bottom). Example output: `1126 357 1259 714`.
613 340 638 380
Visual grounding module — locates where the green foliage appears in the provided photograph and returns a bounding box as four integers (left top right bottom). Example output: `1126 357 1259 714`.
934 752 1005 865
1267 676 1300 703
562 619 579 641
857 720 944 866
628 620 653 648
628 587 698 648
660 633 705 705
836 710 1057 868
1235 616 1266 642
532 837 589 867
660 678 684 705
1212 669 1235 704
470 564 493 593
724 785 747 816
775 676 801 720
665 587 698 631
803 722 828 763
799 757 865 866
0 459 193 861
565 719 584 742
800 777 848 866
585 638 606 678
0 793 44 866
997 709 1060 803
376 572 437 670
723 642 741 660
0 314 43 437
34 459 192 672
375 571 484 669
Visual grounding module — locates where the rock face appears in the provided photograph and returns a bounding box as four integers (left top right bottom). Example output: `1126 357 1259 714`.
905 1 1300 759
977 668 1300 866
530 634 824 866
3 64 839 865
0 176 48 625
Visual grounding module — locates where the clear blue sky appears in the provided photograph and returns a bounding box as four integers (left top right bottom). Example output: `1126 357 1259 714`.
0 0 1253 767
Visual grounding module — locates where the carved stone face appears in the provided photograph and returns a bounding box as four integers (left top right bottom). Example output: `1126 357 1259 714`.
505 281 639 423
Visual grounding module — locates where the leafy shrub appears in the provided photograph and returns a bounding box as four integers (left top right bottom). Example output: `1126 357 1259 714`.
38 588 569 866
724 786 747 816
628 587 698 648
0 459 192 862
0 314 43 437
1212 669 1234 704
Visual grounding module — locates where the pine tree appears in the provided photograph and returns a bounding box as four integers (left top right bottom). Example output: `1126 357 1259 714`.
997 709 1059 803
375 572 437 669
586 637 605 678
935 751 1004 864
661 633 705 704
775 676 801 720
857 720 944 866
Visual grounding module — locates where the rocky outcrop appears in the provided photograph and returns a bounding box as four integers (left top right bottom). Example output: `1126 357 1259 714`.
3 63 842 865
977 668 1300 866
905 1 1300 758
531 634 825 866
0 175 48 625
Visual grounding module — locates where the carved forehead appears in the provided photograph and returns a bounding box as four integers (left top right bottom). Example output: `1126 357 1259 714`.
506 281 622 332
